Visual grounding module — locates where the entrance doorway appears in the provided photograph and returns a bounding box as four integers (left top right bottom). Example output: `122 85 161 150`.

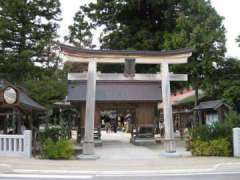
78 101 158 145
100 108 136 134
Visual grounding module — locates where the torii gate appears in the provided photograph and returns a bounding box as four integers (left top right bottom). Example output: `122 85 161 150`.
60 44 192 159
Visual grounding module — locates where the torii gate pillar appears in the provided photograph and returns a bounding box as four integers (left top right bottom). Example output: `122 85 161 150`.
78 61 99 160
161 62 176 153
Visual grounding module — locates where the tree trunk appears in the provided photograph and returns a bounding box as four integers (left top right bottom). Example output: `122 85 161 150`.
193 85 199 127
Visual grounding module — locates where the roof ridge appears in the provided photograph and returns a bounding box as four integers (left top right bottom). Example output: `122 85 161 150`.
59 43 193 56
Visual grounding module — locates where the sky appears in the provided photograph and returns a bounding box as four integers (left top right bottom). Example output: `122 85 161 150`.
59 0 240 58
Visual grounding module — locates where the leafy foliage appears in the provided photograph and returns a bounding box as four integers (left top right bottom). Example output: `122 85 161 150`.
42 138 74 159
23 75 67 107
56 138 74 159
192 138 231 156
65 10 94 48
39 127 62 143
205 58 240 111
42 138 57 159
0 0 61 82
174 56 240 112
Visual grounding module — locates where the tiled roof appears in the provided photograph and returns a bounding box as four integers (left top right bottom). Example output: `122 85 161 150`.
59 43 192 57
18 91 45 111
158 89 204 109
0 80 45 111
194 100 231 110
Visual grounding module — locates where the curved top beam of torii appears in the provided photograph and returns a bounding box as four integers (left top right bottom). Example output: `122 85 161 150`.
59 43 192 64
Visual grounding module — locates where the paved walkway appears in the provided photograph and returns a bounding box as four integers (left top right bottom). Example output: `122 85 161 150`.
96 132 159 160
96 131 191 160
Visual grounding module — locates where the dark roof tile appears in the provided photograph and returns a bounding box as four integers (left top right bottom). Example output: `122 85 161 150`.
59 43 192 57
194 100 231 110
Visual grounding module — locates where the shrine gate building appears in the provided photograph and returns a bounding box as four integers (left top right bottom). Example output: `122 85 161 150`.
60 44 192 159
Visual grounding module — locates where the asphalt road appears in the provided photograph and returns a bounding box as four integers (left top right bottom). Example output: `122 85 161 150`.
1 172 240 180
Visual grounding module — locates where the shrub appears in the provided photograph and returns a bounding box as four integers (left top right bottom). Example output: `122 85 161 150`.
224 111 240 128
42 138 58 159
191 140 210 156
42 138 74 159
39 127 62 143
56 139 74 159
192 138 231 157
209 138 231 156
190 125 213 142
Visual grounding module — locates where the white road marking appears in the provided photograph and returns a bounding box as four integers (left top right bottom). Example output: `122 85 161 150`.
13 169 215 174
214 162 240 169
1 171 240 179
8 162 240 178
0 174 93 179
96 171 240 177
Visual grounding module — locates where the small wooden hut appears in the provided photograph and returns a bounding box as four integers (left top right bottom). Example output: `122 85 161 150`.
0 80 45 135
194 100 231 125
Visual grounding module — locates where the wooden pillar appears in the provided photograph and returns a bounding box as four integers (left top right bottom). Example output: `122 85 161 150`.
3 114 8 134
29 113 36 154
81 61 98 157
161 62 176 153
16 111 22 134
198 110 203 124
77 104 84 144
94 106 101 128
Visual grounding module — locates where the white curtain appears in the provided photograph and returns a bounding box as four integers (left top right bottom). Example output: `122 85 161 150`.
206 113 219 125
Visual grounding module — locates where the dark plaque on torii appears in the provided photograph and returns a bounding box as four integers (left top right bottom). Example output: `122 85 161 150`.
124 58 136 77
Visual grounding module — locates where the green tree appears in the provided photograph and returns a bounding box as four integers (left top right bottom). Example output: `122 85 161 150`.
65 10 94 48
211 35 240 111
23 72 67 107
0 0 61 82
69 0 226 105
219 58 240 111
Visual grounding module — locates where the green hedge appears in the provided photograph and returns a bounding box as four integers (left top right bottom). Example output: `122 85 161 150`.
42 138 74 159
192 138 231 156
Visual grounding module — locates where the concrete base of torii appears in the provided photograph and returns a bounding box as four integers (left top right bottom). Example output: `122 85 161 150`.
78 142 99 160
78 154 100 160
160 151 182 158
160 139 182 157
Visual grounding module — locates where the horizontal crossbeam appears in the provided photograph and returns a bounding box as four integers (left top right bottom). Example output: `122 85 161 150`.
63 53 192 64
68 73 188 81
